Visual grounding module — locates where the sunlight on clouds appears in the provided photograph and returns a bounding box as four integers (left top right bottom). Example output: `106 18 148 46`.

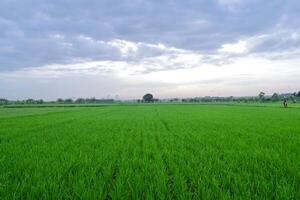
139 56 294 84
0 40 207 78
1 35 300 99
219 40 248 54
107 40 138 57
2 36 300 82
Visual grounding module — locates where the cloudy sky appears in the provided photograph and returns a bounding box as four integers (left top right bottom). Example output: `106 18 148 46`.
0 0 300 100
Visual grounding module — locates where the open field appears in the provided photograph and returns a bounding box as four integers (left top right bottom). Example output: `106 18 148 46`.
0 104 299 199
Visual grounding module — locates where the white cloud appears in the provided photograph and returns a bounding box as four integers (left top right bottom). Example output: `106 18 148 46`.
2 51 299 99
218 28 300 56
107 40 138 57
219 40 248 54
1 33 300 99
2 34 300 78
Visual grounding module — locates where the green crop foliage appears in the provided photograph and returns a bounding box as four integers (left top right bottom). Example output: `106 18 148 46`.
0 104 299 199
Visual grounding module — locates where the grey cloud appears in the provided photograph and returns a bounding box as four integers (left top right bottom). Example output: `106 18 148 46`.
1 0 299 72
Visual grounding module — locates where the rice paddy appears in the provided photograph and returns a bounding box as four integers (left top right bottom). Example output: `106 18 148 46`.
0 104 299 199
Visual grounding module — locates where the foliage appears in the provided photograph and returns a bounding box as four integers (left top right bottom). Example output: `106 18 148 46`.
1 91 300 106
271 93 280 102
0 98 9 105
258 91 265 100
142 93 154 102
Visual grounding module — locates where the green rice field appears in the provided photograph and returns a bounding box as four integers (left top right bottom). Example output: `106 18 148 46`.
0 104 299 199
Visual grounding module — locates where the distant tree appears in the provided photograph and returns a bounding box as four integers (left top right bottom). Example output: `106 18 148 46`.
75 98 85 104
258 92 265 101
57 98 64 103
91 97 97 103
0 98 9 105
25 99 35 104
36 99 44 104
289 95 296 103
271 93 280 102
153 98 159 103
84 97 97 103
143 93 154 103
297 91 300 97
95 99 114 103
64 98 73 104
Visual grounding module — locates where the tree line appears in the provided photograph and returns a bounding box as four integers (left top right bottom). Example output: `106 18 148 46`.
1 91 300 105
0 98 115 105
56 98 115 104
138 91 300 103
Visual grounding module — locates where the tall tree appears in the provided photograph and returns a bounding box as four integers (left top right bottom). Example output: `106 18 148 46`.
271 93 279 102
143 93 154 103
258 92 265 101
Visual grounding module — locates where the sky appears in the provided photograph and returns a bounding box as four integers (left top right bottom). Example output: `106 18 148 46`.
0 0 300 100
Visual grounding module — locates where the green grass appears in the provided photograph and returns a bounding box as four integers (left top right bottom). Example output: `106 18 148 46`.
0 104 299 199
